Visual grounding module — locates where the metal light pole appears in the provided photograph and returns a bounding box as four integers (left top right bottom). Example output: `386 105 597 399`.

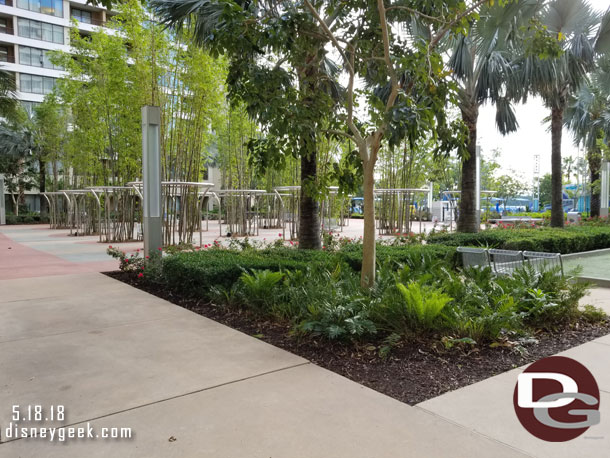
142 106 162 255
475 145 481 226
0 176 5 225
601 161 610 218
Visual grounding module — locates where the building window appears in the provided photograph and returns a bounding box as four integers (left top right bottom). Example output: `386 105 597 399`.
19 73 56 94
17 18 63 44
0 17 10 35
72 9 92 24
0 46 8 62
19 46 62 70
21 101 41 117
17 0 62 18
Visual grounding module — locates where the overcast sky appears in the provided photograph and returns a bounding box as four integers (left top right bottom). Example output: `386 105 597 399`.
478 0 610 184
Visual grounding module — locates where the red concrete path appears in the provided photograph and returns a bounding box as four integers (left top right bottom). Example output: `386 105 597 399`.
0 231 117 280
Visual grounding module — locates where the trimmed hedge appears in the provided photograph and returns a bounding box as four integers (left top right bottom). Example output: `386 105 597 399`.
161 244 458 296
5 213 49 225
427 226 610 254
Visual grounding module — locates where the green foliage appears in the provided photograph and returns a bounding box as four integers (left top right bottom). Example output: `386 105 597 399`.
373 281 452 334
52 0 226 187
4 213 49 224
428 226 610 254
238 270 284 310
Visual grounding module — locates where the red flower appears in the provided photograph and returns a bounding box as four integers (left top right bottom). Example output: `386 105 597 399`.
158 247 162 251
145 256 150 259
278 233 282 237
138 273 144 279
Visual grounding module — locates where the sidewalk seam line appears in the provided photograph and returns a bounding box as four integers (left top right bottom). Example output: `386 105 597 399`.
0 361 311 445
413 405 536 458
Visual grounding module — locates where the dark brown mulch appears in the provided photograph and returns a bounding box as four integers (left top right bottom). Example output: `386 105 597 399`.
106 271 610 405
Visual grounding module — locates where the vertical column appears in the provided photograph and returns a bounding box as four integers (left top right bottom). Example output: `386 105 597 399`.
142 106 162 255
601 161 610 218
0 176 5 225
475 145 481 226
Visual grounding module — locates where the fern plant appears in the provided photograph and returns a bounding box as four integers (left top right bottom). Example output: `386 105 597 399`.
238 269 284 311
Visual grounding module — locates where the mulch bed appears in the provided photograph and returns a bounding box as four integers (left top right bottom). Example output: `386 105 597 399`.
106 271 610 405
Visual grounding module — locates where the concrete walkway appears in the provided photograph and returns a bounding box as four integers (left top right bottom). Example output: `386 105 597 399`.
0 273 525 457
1 225 610 456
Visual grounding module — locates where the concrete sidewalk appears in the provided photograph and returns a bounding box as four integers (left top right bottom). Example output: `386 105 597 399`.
418 335 610 458
0 272 526 457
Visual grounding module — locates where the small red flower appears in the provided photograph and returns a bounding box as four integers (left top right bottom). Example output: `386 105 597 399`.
145 256 150 259
278 233 282 237
158 247 162 251
138 273 144 278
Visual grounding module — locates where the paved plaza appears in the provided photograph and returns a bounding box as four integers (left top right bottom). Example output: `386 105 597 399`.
1 224 610 457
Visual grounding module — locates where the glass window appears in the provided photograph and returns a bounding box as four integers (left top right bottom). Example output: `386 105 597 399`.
42 52 53 69
30 0 41 13
17 0 28 9
31 75 42 94
53 25 63 44
72 9 93 24
20 74 32 93
41 22 53 42
17 18 28 37
31 21 42 40
0 18 7 34
43 76 54 94
19 46 30 65
0 46 8 63
40 0 53 15
53 0 62 17
21 101 41 117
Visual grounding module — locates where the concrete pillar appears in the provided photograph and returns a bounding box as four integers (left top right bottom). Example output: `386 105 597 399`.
601 161 610 218
142 106 162 255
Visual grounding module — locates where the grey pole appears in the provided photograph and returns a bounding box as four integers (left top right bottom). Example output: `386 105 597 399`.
142 106 162 255
0 176 5 225
475 145 481 226
601 161 610 218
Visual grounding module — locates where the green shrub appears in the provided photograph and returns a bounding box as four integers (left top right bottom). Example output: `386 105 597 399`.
238 270 284 311
372 281 452 334
5 212 49 225
427 226 610 254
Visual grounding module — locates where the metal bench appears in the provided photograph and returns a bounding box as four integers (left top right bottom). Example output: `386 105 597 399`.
523 251 563 275
488 249 524 275
457 246 563 277
457 247 490 269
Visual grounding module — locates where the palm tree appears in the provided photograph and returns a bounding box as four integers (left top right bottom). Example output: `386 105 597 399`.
451 0 543 233
565 54 610 217
518 0 609 227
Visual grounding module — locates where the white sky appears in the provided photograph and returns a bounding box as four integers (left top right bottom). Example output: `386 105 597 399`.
478 0 610 182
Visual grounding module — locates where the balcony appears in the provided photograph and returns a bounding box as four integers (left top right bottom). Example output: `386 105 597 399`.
0 0 14 7
0 54 15 63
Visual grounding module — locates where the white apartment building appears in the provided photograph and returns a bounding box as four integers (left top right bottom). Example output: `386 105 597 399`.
0 0 113 114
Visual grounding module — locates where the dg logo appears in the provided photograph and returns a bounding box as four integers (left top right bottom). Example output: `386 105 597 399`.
513 356 600 442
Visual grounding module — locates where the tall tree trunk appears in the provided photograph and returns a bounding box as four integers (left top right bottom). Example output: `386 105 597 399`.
550 105 564 228
361 157 376 288
588 146 602 218
457 106 479 233
298 149 321 249
39 158 47 216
